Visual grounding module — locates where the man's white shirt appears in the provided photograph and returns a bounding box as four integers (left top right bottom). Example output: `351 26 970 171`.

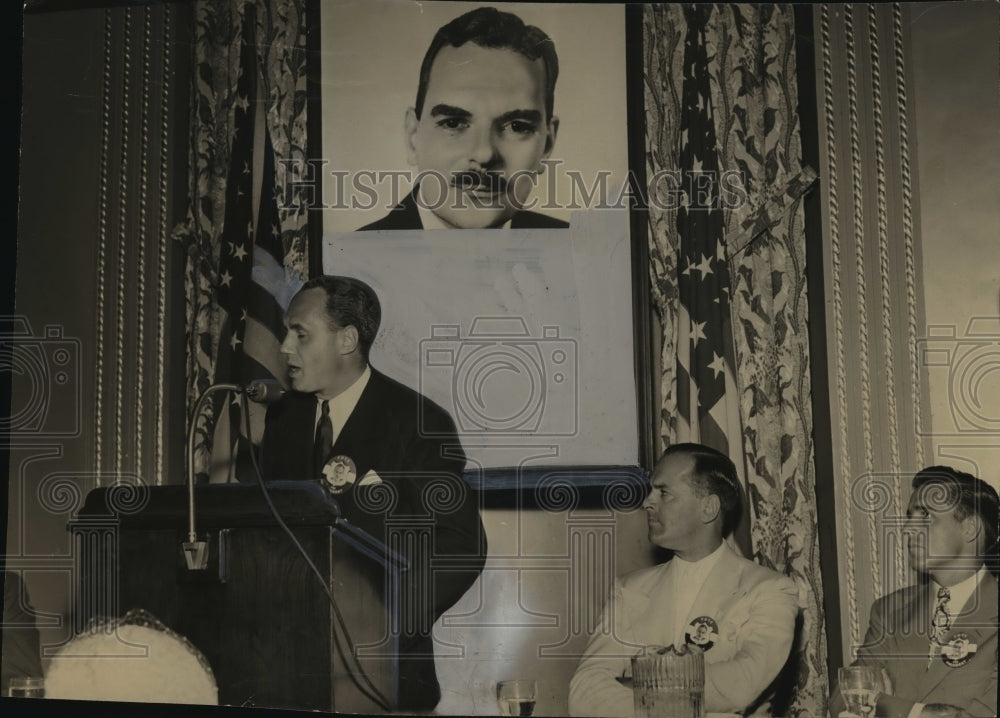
313 365 371 445
416 185 514 230
669 541 727 647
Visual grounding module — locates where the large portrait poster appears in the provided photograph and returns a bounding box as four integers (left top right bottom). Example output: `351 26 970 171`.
316 1 639 473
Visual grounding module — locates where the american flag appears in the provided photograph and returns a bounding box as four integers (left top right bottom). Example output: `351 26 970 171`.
673 5 752 554
211 4 289 481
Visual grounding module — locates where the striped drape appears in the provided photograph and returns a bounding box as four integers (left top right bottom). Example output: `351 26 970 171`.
814 2 929 667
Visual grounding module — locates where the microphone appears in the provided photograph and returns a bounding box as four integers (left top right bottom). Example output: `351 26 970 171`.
182 378 283 571
245 379 285 404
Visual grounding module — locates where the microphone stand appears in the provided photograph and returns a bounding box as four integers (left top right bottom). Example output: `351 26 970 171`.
183 383 239 570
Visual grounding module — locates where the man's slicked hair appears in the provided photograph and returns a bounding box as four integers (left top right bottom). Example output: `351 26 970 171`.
414 6 559 121
912 465 1000 559
663 442 744 537
298 275 381 360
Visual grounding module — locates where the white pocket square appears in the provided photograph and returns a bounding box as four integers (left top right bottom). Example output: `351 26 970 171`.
358 470 383 486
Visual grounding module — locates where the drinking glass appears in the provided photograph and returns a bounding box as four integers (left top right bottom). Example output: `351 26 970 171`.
631 645 705 718
497 679 536 717
838 666 882 718
6 677 45 698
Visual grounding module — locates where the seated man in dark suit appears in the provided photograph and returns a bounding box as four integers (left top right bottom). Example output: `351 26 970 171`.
358 6 568 231
257 275 488 711
830 466 998 718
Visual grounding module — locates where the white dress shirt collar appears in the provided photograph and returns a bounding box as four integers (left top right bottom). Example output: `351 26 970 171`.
416 185 513 230
671 541 728 647
315 365 371 446
932 564 988 616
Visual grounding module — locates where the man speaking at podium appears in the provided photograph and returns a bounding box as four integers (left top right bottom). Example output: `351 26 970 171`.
257 275 487 711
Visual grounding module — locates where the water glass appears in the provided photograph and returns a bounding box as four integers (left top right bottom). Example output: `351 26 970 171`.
497 679 536 717
6 677 45 698
838 666 882 717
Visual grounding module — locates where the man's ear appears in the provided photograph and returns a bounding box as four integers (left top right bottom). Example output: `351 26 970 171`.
339 325 360 356
961 514 983 546
538 116 560 173
702 493 721 525
405 107 420 167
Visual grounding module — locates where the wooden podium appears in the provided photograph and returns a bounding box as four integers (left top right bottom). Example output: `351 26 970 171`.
69 481 407 712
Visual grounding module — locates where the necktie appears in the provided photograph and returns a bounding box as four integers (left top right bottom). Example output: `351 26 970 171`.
928 586 951 665
314 400 333 478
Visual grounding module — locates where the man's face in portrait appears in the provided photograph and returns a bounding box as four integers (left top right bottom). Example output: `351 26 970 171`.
405 43 559 229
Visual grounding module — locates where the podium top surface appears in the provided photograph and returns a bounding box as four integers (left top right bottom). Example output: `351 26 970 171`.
72 481 343 530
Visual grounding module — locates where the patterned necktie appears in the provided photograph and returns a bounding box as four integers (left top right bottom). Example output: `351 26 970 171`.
928 586 951 665
313 400 333 478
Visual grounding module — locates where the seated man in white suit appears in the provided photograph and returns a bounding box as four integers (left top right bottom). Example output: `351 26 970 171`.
568 443 799 717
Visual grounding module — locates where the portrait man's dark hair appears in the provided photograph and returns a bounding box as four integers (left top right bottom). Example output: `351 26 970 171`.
299 275 381 359
663 442 743 537
912 465 1000 557
414 6 560 121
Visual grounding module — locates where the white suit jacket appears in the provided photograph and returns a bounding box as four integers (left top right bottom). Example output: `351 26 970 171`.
568 544 799 717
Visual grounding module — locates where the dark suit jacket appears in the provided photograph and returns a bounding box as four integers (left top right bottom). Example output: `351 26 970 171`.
258 368 488 711
357 187 569 230
830 574 998 717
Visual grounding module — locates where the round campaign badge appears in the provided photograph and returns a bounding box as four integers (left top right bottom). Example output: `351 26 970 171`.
685 616 719 651
321 455 357 494
940 633 977 668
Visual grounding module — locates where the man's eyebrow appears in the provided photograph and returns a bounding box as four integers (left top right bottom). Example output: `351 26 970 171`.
429 104 472 119
496 109 543 125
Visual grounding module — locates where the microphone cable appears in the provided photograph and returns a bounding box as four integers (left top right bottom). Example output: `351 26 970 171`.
239 392 392 712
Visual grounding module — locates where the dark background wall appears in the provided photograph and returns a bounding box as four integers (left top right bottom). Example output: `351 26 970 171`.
6 3 190 658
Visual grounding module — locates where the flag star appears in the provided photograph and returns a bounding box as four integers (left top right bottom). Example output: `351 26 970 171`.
247 220 254 239
708 352 727 379
230 333 241 350
241 308 248 323
233 243 248 261
694 253 714 278
681 259 692 276
237 187 245 198
243 161 250 175
220 270 233 287
716 240 728 262
272 223 281 239
234 93 249 112
691 320 707 346
691 154 704 173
